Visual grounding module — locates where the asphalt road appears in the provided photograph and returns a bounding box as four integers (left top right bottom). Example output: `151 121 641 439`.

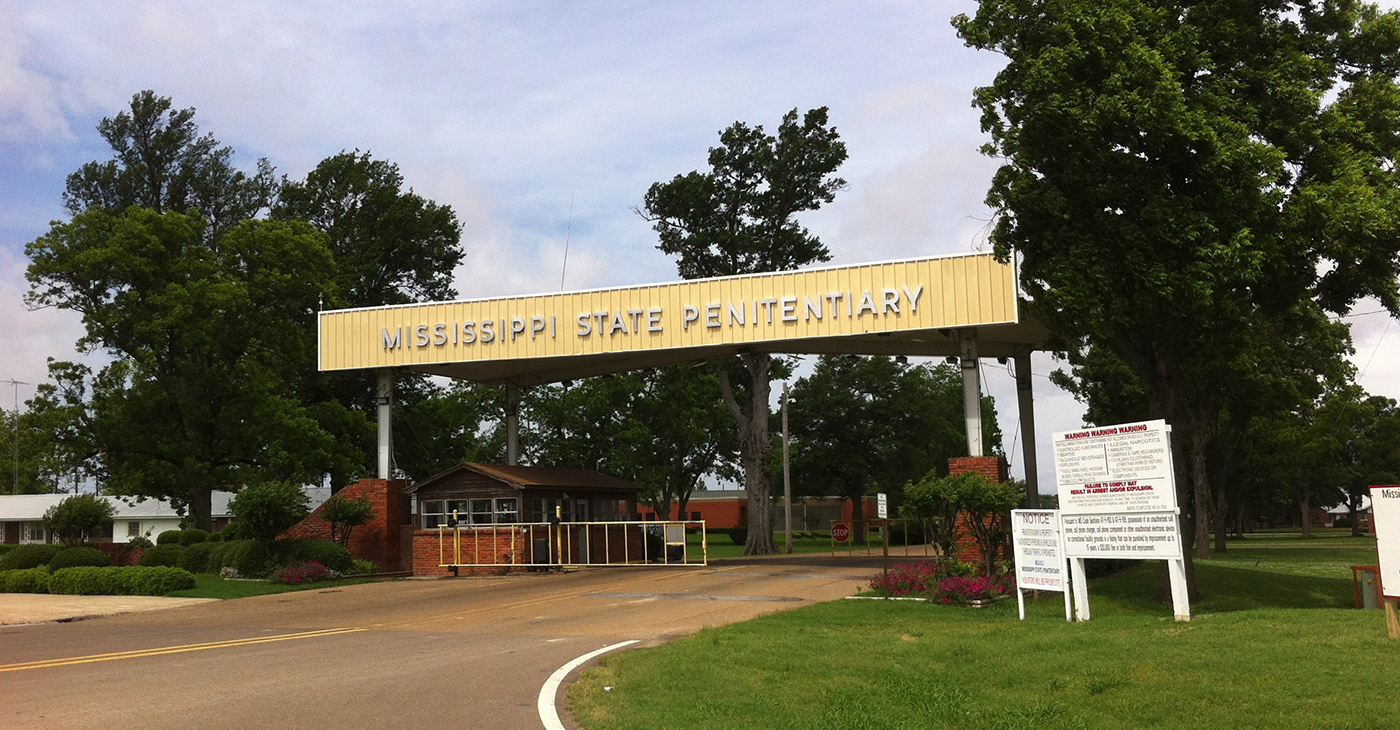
0 555 885 730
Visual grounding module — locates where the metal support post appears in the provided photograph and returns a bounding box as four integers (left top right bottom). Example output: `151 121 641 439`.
376 368 393 479
959 333 983 457
506 381 520 466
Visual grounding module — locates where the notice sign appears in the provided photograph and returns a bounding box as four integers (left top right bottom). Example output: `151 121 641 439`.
1062 511 1182 558
1053 419 1177 514
1011 510 1067 592
1371 486 1400 598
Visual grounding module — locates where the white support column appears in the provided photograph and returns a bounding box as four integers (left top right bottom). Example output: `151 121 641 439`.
376 368 393 480
1070 557 1091 621
1015 351 1040 508
960 333 983 457
505 382 521 466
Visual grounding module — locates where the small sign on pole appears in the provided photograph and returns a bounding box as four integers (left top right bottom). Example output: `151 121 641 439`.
877 493 888 519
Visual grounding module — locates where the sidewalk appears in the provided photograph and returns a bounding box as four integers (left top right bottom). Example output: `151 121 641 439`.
0 594 216 626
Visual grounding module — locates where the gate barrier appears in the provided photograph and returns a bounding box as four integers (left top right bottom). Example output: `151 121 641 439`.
828 518 941 557
437 520 707 568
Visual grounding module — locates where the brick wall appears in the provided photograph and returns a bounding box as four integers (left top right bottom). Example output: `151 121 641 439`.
284 478 412 571
948 456 1011 569
90 542 144 567
411 523 652 576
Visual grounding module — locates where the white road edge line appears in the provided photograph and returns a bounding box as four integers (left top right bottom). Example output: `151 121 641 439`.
538 639 639 730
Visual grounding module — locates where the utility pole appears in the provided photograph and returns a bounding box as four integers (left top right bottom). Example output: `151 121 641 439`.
3 379 28 495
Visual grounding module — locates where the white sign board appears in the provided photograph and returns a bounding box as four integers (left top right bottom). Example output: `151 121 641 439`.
877 493 888 519
1053 420 1177 514
1011 510 1067 592
1062 511 1183 559
1371 486 1400 599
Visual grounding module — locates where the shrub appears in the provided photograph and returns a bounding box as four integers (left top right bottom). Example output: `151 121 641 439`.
0 544 16 557
931 575 1014 605
868 559 982 597
272 538 352 573
270 560 331 585
125 535 154 549
206 531 223 543
229 481 310 547
208 540 269 578
178 541 219 574
0 543 64 571
178 529 209 545
727 527 748 545
138 544 184 567
49 566 196 596
348 559 378 575
49 546 112 570
156 530 183 545
1 567 51 593
42 494 117 546
219 521 250 541
322 494 375 546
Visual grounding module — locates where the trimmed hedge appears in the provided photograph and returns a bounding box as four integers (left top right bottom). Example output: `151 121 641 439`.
177 541 218 574
48 566 196 596
138 544 184 567
207 540 269 578
178 529 209 546
273 538 352 573
156 530 183 545
49 546 113 570
0 567 51 593
0 543 64 571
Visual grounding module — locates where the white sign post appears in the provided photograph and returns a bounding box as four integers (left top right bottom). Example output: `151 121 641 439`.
1369 485 1400 638
1053 419 1190 622
877 492 888 519
1010 509 1071 621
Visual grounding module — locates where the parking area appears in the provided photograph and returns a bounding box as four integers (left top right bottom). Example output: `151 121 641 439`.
0 554 893 729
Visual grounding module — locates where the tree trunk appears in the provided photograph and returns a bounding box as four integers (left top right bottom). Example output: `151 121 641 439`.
1214 483 1228 553
190 482 213 532
1299 490 1312 538
1189 418 1212 560
719 354 774 556
851 495 866 546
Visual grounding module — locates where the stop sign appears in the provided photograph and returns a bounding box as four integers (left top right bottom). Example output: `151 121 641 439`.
831 522 851 543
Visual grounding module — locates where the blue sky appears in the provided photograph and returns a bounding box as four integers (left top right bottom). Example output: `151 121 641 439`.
3 0 1398 490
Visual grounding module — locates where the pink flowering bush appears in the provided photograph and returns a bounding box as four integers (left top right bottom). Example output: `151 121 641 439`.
868 559 980 597
269 560 330 585
931 575 1013 605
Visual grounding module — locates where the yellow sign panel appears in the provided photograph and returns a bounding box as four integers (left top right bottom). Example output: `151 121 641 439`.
318 253 1017 372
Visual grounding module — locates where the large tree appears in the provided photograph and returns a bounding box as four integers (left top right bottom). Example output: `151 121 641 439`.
788 356 1002 541
955 1 1400 589
274 150 467 486
26 208 344 528
641 107 847 555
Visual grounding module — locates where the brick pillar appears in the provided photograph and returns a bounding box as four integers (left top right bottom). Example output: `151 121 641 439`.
284 478 412 570
948 456 1009 570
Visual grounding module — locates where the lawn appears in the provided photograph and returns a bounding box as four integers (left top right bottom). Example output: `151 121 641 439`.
694 531 924 560
167 574 387 599
570 533 1396 730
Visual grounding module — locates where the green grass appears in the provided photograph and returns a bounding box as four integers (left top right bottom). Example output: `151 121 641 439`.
694 531 917 560
570 536 1397 730
166 574 386 599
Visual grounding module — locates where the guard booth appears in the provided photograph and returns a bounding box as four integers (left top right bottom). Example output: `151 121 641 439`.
407 462 706 574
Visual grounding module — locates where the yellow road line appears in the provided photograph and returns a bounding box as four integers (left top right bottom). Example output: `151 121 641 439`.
0 627 367 673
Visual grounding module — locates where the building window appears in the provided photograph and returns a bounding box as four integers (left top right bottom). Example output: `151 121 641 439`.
495 498 519 523
470 499 493 524
592 499 626 522
21 522 45 543
127 521 141 538
691 511 702 521
421 500 445 528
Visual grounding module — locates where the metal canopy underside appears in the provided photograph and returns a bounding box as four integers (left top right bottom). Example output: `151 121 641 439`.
408 316 1051 387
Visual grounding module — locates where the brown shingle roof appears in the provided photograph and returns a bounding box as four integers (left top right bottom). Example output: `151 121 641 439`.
405 462 643 493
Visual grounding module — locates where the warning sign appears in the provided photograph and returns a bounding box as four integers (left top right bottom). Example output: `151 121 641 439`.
1053 419 1177 514
1011 510 1067 592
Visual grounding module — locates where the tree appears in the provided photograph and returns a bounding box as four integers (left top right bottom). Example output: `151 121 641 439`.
229 481 310 547
26 207 345 529
322 494 375 547
522 366 736 521
902 470 1022 576
64 89 276 240
273 150 467 487
642 107 847 554
955 1 1400 590
41 494 116 546
788 356 1002 543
